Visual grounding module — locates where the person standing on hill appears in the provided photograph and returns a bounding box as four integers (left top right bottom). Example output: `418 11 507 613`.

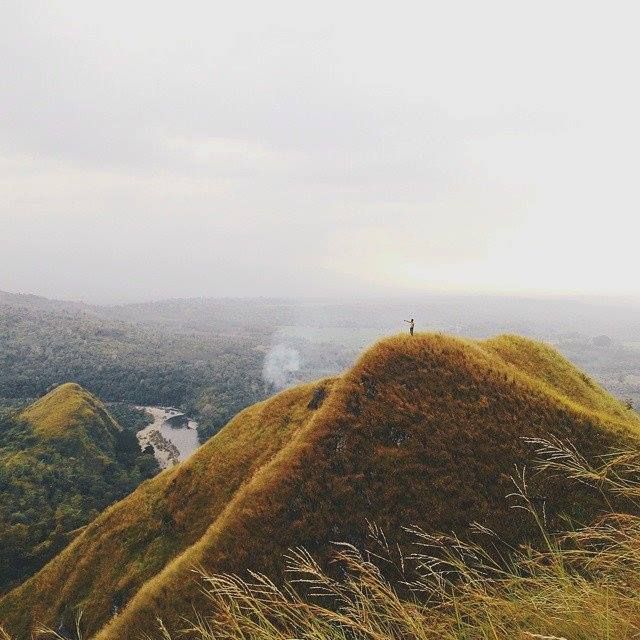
404 318 415 336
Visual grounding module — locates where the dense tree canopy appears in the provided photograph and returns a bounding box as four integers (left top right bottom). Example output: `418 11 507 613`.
0 304 270 442
0 386 159 592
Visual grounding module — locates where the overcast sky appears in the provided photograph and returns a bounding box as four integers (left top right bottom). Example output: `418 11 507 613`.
1 1 639 303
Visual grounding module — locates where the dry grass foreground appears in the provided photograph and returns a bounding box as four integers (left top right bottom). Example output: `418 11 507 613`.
1 333 639 639
156 437 640 640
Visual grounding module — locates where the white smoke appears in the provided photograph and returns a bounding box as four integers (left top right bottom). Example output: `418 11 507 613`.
262 344 301 390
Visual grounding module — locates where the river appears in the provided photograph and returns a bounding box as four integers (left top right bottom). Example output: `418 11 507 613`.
136 406 200 468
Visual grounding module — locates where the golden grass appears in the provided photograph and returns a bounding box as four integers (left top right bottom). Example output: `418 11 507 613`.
0 379 335 638
3 333 640 639
19 383 119 437
483 334 632 424
23 436 640 640
154 437 640 640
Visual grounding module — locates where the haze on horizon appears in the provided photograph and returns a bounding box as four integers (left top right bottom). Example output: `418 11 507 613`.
1 1 639 304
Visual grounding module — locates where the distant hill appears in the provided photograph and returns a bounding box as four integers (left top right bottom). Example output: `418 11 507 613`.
2 333 639 639
0 384 158 593
21 383 119 440
0 291 92 314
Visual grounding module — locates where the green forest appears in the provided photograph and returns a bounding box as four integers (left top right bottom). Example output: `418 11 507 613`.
0 302 270 442
0 385 159 592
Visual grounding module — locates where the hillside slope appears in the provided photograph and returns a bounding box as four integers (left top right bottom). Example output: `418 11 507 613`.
2 334 639 639
0 384 158 593
0 379 333 634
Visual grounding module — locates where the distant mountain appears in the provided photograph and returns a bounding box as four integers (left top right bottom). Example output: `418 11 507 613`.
2 334 639 639
0 384 158 593
0 290 92 315
4 289 639 340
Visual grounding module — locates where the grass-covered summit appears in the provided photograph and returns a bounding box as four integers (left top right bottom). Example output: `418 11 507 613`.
0 384 158 594
1 334 639 638
21 382 120 439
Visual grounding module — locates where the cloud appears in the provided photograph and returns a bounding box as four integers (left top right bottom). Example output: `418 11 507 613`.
1 1 639 301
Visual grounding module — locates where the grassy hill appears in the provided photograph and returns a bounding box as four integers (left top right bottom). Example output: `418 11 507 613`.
21 383 119 440
0 384 158 593
1 333 639 639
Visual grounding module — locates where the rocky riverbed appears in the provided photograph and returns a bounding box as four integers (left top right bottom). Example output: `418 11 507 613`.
136 406 200 468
